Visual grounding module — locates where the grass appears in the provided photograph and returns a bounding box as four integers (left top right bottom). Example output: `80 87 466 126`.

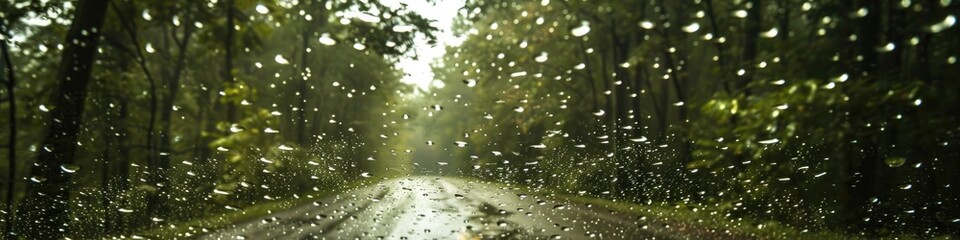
558 194 853 239
108 178 381 239
461 177 858 240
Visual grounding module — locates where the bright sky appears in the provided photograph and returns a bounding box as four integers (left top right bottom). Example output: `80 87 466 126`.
381 0 466 93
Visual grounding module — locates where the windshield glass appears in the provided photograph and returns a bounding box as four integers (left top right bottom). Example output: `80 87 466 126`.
1 0 958 239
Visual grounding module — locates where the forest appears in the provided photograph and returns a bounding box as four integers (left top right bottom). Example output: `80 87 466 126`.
1 0 959 239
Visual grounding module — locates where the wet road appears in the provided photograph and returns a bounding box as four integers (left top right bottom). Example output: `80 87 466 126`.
200 176 699 240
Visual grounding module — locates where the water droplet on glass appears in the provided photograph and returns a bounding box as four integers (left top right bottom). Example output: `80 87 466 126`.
60 164 80 174
639 21 655 29
761 28 779 38
535 52 549 62
758 139 780 144
255 4 269 14
885 157 906 168
30 176 46 183
318 34 336 45
229 124 245 133
682 22 700 33
145 43 155 53
571 21 591 37
392 25 414 33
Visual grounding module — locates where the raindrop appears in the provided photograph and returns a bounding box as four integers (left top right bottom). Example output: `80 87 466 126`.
274 54 289 64
30 176 46 183
510 71 528 77
361 172 372 178
353 43 366 51
571 21 591 37
682 22 700 33
318 34 336 45
392 25 415 33
639 21 655 29
357 12 380 23
929 15 956 33
255 4 269 14
734 10 748 18
229 124 245 133
60 164 80 174
535 52 549 63
464 79 477 87
758 139 780 144
278 145 294 151
761 28 779 38
885 157 906 168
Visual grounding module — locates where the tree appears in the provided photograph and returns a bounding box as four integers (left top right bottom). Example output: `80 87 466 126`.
16 0 110 237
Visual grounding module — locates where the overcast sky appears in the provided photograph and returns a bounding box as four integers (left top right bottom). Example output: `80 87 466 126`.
381 0 466 93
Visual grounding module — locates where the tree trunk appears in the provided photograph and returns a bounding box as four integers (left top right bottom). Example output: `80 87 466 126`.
16 0 110 237
154 20 195 220
703 0 732 93
224 0 237 123
738 0 761 93
111 99 132 233
1 22 18 238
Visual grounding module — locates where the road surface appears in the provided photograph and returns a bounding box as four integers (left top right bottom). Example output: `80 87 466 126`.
200 176 725 239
